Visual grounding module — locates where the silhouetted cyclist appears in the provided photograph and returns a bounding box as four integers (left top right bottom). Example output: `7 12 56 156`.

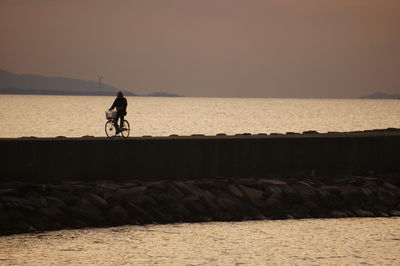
109 91 128 133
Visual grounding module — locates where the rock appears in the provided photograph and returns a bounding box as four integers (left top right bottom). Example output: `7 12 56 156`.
291 182 319 201
0 210 12 231
338 186 364 204
263 195 283 215
217 195 241 211
183 200 209 215
146 207 175 224
258 179 287 186
165 183 185 201
73 198 104 224
263 185 283 197
303 130 318 134
1 196 32 207
26 191 48 208
330 210 349 218
353 209 374 217
289 205 311 219
0 188 19 197
85 192 109 209
39 207 63 220
199 191 220 216
383 182 400 194
320 186 342 195
389 210 400 216
124 201 153 224
107 205 129 225
376 188 397 207
174 182 201 199
226 184 245 199
162 203 191 221
46 196 67 208
238 185 265 207
111 186 147 205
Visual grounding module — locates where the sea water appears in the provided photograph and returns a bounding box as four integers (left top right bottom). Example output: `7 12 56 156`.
0 95 399 138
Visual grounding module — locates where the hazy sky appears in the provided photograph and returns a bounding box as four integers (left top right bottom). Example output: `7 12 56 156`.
1 0 399 98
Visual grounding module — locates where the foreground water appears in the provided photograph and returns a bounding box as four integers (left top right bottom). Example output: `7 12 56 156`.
0 95 399 137
1 218 399 265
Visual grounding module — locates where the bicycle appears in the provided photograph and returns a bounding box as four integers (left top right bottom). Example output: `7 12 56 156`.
105 110 130 138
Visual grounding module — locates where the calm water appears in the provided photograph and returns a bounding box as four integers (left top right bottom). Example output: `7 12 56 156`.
1 218 400 265
1 95 400 264
0 95 399 137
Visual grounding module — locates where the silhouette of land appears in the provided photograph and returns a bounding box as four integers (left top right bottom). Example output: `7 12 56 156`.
0 69 180 97
360 92 400 99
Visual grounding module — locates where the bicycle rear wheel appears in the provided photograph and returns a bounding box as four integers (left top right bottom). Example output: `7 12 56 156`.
105 120 116 137
121 120 130 138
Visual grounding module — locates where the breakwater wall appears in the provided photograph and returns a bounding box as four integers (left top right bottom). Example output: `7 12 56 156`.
1 129 400 183
1 175 400 235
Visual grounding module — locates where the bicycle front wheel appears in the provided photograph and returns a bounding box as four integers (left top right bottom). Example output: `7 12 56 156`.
121 120 130 138
105 120 116 138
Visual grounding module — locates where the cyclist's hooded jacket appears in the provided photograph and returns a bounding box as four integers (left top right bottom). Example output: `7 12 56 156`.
110 96 127 116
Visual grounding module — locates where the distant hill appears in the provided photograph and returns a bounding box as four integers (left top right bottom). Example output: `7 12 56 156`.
145 92 182 97
360 92 400 99
0 69 136 96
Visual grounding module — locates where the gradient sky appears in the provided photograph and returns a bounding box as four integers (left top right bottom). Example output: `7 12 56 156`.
1 0 399 98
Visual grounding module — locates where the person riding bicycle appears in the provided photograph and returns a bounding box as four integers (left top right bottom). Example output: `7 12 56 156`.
109 91 128 133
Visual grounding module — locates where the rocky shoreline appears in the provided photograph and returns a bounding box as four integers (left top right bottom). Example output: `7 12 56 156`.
1 173 400 236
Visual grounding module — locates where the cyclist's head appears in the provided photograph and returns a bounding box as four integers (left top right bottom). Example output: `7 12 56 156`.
117 91 123 98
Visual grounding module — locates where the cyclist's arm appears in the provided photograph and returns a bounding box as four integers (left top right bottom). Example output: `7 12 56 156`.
109 99 116 110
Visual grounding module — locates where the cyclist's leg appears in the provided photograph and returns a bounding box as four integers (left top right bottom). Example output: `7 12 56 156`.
120 115 125 129
114 114 120 131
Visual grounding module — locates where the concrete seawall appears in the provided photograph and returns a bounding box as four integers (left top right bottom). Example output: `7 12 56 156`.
1 129 400 183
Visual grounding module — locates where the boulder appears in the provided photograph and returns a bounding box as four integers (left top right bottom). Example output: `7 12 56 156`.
26 191 48 208
226 184 245 199
338 186 364 204
162 203 191 221
45 196 67 208
85 192 109 209
107 205 129 225
183 200 209 215
199 191 220 216
291 183 320 204
263 185 283 197
1 196 32 207
376 188 397 208
217 195 241 211
263 195 283 215
238 185 266 207
353 209 374 217
288 205 311 219
39 207 63 220
112 186 148 205
174 182 201 200
389 210 400 216
330 210 350 218
146 207 175 224
124 201 153 224
165 183 185 201
73 198 104 224
0 188 19 197
258 179 287 186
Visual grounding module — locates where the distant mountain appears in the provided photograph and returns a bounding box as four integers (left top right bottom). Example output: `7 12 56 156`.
0 69 136 96
360 92 400 99
145 92 182 97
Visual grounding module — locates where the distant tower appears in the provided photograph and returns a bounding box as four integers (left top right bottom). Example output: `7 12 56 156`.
96 74 103 89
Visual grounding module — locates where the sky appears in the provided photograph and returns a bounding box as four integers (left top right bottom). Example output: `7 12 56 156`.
0 0 399 98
